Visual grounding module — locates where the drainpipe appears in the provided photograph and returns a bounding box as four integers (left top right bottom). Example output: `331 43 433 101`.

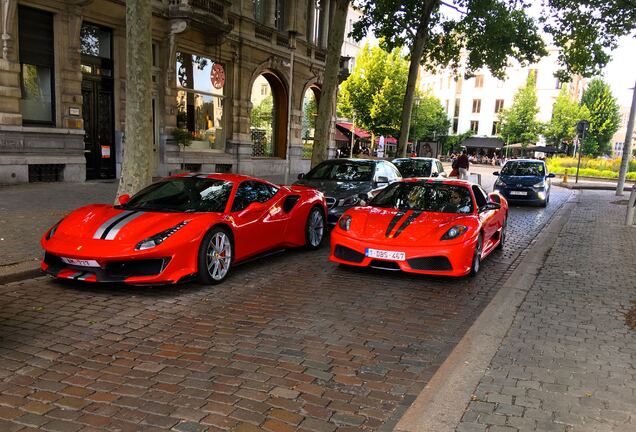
284 32 297 185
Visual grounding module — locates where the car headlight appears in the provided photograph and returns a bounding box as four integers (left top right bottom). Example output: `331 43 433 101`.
338 195 360 207
494 179 504 187
135 220 190 250
338 215 352 231
441 225 467 240
45 218 64 240
533 181 545 188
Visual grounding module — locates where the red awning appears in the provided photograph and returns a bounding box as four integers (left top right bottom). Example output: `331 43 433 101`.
334 128 349 142
384 136 397 144
336 122 371 139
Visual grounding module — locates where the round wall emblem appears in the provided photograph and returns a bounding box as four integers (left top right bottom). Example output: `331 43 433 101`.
211 63 225 89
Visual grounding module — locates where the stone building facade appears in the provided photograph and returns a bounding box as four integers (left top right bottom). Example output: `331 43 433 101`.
0 0 335 184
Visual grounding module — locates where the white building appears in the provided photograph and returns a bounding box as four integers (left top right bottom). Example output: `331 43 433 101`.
420 47 585 146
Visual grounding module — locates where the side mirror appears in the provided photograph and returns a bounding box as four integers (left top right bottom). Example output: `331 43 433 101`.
479 202 501 212
547 173 555 178
240 201 265 215
375 176 389 186
297 173 305 180
118 194 131 205
492 171 499 176
488 193 501 204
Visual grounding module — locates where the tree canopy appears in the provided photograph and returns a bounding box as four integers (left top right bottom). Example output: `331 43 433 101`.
338 43 449 141
497 71 542 145
543 85 590 154
580 78 621 156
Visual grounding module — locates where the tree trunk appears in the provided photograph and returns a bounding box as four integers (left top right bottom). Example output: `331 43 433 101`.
311 0 349 168
616 79 635 195
397 1 437 157
116 0 153 199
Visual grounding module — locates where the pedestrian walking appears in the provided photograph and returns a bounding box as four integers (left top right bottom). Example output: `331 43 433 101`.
456 150 469 180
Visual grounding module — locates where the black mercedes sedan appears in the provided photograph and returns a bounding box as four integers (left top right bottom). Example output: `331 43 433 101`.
295 159 402 225
493 159 555 207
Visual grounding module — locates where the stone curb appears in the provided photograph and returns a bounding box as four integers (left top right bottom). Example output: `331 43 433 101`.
0 261 42 285
555 182 633 191
394 192 578 432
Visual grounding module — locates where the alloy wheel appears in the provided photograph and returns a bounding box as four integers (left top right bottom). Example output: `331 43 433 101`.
206 231 232 281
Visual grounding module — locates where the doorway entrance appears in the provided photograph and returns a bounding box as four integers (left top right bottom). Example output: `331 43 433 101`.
80 22 115 179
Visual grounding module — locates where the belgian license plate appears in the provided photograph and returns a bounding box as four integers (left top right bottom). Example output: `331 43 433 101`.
365 248 406 261
510 191 527 196
61 257 99 267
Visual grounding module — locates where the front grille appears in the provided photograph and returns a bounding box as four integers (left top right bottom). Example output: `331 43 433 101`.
326 197 337 209
334 245 365 263
105 259 169 278
407 256 452 271
369 260 401 271
44 252 64 267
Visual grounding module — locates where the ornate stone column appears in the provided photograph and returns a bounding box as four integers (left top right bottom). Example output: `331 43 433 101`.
0 0 20 126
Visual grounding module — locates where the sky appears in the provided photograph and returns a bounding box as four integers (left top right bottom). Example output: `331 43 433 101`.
603 36 636 108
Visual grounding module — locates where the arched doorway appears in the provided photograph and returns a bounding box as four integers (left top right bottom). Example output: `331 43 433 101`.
301 86 321 159
250 72 288 158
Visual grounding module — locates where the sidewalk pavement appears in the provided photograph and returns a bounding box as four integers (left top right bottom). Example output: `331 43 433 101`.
397 189 636 432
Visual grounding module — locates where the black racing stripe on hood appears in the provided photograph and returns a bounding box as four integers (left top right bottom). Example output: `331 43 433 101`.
393 210 423 238
385 211 406 237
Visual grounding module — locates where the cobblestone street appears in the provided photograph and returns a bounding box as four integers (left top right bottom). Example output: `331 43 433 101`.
0 180 574 431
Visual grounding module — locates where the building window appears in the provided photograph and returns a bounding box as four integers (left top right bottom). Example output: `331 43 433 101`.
176 52 226 151
454 99 460 117
470 121 479 133
18 6 55 126
472 99 481 114
253 0 266 24
275 0 285 31
80 24 111 59
494 99 504 113
453 118 459 134
492 121 500 135
475 74 484 88
455 77 463 93
447 76 452 89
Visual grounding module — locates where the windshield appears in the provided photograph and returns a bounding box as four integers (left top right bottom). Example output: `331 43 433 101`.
123 178 233 212
370 182 473 214
305 161 374 181
501 161 545 176
393 159 432 178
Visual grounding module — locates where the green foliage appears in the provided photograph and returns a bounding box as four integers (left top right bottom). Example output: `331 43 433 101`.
172 128 192 147
410 93 451 141
250 95 273 129
580 79 621 156
546 156 636 181
351 0 546 79
337 43 410 136
544 86 589 151
498 72 542 145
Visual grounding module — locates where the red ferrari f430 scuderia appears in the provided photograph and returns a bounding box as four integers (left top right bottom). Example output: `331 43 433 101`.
41 174 327 285
329 178 508 277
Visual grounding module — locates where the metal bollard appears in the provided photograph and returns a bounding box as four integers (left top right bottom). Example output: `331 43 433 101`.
626 183 636 226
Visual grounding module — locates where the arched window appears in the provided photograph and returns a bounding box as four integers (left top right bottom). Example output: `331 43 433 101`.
250 73 288 158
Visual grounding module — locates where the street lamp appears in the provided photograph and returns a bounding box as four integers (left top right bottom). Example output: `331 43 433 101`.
575 119 590 184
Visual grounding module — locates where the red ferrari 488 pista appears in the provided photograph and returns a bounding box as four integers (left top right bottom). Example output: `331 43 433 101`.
329 179 508 276
41 174 326 285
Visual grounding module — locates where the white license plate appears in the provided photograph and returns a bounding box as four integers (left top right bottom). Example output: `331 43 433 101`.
510 191 528 196
61 257 100 267
365 248 406 261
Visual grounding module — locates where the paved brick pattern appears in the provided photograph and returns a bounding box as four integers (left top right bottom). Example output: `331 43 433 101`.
458 190 636 432
0 181 571 431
